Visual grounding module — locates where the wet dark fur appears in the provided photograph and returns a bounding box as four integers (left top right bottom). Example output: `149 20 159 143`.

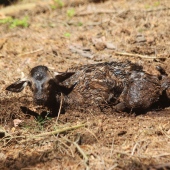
6 61 170 114
60 61 170 112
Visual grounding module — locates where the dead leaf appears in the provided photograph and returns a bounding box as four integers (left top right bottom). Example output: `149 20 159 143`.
105 42 116 50
92 38 116 50
69 44 94 59
13 119 23 127
95 42 106 50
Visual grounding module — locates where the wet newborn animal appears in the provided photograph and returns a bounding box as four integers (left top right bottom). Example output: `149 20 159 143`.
6 66 75 106
6 61 170 113
61 61 162 112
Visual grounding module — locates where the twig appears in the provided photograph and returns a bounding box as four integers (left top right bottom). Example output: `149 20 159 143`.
144 7 170 12
115 51 166 59
34 124 85 138
17 48 43 57
75 9 116 16
152 153 170 158
69 19 110 27
74 141 89 170
105 148 170 159
62 135 90 170
19 124 85 144
75 7 170 16
97 147 150 159
131 142 138 156
108 164 118 170
56 93 63 122
110 137 114 158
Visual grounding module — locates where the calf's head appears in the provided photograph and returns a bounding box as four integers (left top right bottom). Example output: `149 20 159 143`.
6 65 74 105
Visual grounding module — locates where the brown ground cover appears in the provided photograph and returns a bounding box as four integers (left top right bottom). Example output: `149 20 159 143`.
1 0 170 169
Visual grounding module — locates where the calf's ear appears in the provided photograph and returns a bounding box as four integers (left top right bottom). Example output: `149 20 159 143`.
53 72 75 83
6 78 29 92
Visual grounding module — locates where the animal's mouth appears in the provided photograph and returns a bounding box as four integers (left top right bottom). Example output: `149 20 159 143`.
34 93 47 105
34 98 45 105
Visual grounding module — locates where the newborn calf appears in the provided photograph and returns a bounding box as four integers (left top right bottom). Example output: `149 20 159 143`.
6 61 170 113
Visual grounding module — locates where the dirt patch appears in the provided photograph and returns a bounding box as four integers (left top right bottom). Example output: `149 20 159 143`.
1 0 170 169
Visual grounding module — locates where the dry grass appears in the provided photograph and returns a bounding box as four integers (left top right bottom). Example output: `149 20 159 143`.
1 0 170 169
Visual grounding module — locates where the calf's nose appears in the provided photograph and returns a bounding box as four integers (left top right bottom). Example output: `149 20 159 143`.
34 93 46 105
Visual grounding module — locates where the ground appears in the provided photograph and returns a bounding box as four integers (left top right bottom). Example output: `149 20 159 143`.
0 0 170 169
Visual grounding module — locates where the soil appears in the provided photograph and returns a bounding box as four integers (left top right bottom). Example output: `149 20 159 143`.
1 0 170 169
